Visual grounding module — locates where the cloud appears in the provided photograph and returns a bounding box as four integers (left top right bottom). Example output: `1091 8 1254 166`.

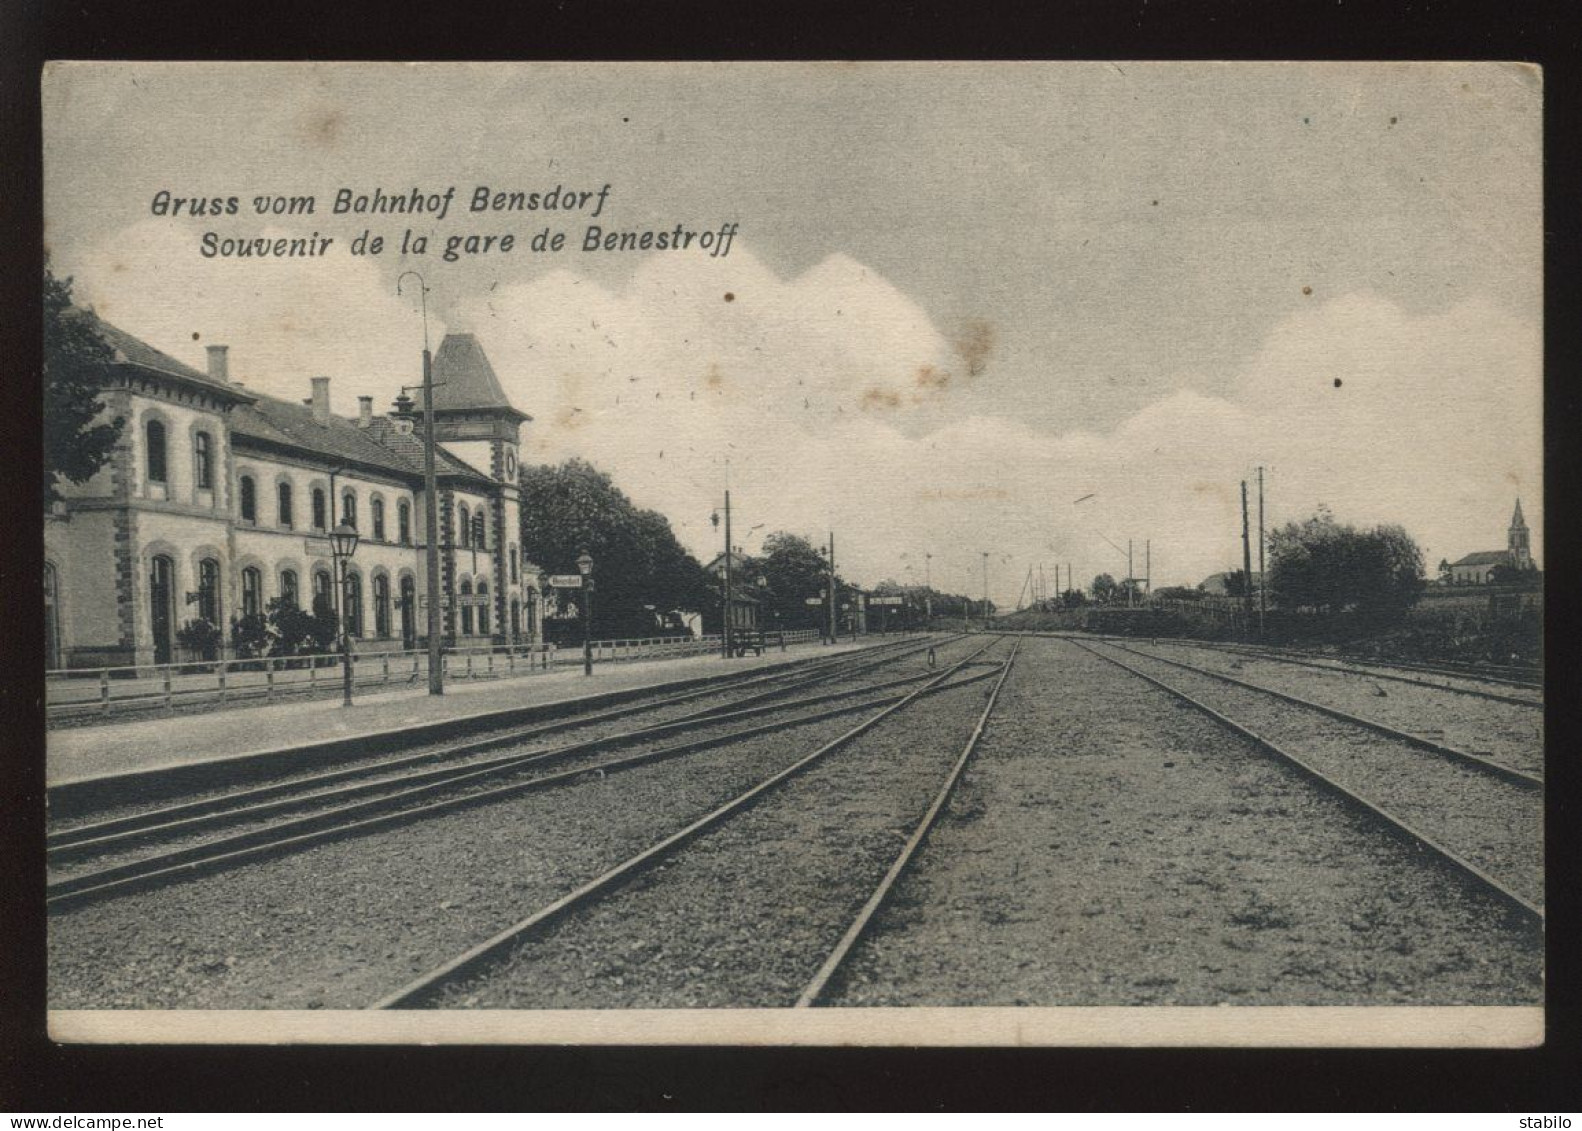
61 225 1542 602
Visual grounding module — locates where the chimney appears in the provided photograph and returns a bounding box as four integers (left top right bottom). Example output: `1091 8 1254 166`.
310 376 331 424
206 345 230 383
357 396 373 428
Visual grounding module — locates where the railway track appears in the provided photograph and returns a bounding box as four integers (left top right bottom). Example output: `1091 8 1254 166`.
47 635 989 909
1158 639 1542 706
374 637 1019 1009
1072 638 1543 926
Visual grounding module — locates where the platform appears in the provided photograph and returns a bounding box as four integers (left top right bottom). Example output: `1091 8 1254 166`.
46 638 882 788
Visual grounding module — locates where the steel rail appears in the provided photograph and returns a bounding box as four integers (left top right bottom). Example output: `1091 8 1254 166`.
1069 639 1543 927
49 662 954 866
1103 641 1542 789
796 639 1022 1007
1166 639 1542 706
48 662 1005 910
372 637 1009 1009
49 633 951 850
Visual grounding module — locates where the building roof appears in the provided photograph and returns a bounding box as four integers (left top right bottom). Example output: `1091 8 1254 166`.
704 550 755 575
1450 550 1510 568
232 394 494 485
72 308 251 401
431 333 530 420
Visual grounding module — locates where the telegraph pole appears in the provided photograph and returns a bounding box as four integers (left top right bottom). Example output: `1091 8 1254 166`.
1257 466 1267 638
827 531 837 645
1241 479 1255 636
398 272 445 697
1127 539 1134 608
981 551 990 629
924 552 933 626
722 488 733 659
1145 539 1151 600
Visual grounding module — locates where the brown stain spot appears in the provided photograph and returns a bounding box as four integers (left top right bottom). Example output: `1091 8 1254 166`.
915 365 949 392
555 406 585 430
723 292 735 303
860 387 903 411
704 363 725 392
111 261 128 274
1333 378 1343 388
191 332 201 341
1302 285 1313 295
302 107 345 148
953 318 996 382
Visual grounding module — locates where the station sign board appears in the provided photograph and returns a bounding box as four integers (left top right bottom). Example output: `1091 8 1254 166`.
804 597 824 606
417 595 452 610
547 574 584 588
870 596 905 606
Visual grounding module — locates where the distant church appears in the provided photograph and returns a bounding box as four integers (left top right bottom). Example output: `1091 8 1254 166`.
1446 500 1538 585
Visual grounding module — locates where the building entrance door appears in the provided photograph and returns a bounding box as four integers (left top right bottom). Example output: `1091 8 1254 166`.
150 555 174 665
44 563 60 669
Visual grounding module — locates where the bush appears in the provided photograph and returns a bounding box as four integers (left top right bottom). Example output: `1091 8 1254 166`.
175 618 222 661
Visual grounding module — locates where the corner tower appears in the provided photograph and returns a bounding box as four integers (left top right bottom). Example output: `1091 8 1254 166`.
430 332 533 642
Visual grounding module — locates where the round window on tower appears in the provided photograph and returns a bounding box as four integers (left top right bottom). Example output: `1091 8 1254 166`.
504 450 516 478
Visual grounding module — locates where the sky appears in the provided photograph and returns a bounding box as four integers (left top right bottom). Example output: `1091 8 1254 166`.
42 62 1543 604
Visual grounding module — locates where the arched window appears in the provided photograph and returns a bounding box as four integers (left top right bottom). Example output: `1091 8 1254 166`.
312 569 334 618
372 498 386 541
278 482 294 528
198 557 221 624
398 500 411 544
477 581 489 636
239 476 257 522
510 545 518 584
280 569 299 609
312 488 327 531
146 420 167 483
341 491 357 530
241 566 263 617
344 572 363 637
472 511 487 550
373 574 390 638
194 432 213 489
459 579 474 635
458 503 471 548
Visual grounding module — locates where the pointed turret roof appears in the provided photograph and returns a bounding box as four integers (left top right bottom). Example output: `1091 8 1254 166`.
1510 498 1526 528
430 333 530 421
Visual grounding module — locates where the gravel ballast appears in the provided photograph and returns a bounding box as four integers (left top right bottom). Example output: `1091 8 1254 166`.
429 668 1005 1009
1084 640 1542 908
828 636 1541 1007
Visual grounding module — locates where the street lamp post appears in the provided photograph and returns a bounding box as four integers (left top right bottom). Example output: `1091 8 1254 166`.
577 550 595 677
329 521 360 707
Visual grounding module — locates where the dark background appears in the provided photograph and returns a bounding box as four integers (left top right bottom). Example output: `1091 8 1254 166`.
3 0 1578 1111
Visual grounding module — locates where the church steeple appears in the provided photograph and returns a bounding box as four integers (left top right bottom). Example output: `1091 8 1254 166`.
1508 498 1532 569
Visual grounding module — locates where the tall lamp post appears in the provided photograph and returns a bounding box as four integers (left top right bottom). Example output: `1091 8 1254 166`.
577 550 595 677
330 521 360 707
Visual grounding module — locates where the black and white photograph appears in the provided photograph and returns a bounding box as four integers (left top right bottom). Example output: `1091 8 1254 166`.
39 60 1544 1046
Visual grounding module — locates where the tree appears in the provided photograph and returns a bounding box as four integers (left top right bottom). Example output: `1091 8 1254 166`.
44 270 123 506
1268 508 1425 620
1437 558 1453 585
519 459 712 638
1091 573 1118 604
1223 569 1251 598
757 532 833 630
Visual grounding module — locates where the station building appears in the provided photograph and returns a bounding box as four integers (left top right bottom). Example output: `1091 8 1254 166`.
44 310 539 670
